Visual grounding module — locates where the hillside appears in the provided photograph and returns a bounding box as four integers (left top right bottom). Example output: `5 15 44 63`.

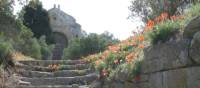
85 3 200 88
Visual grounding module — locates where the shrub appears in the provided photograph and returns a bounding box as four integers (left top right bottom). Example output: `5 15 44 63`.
143 12 185 44
63 32 119 60
39 36 54 60
184 3 200 19
21 38 42 59
0 42 14 69
16 20 53 60
148 20 180 44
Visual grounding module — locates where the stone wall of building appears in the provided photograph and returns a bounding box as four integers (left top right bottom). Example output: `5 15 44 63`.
48 5 84 60
48 5 84 41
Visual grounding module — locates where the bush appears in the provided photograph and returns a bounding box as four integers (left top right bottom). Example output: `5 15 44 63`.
21 38 42 59
0 42 14 69
63 32 119 60
15 20 42 59
39 36 54 60
15 20 54 60
184 3 200 19
148 20 180 44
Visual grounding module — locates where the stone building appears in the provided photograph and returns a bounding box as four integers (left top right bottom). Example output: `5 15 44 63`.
48 5 84 60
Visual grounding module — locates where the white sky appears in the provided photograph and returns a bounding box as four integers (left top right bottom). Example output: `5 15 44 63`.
14 0 143 40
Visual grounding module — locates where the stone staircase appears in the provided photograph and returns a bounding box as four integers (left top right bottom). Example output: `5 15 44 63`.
52 43 65 60
16 60 97 88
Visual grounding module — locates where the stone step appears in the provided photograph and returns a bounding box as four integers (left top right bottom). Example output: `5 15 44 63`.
59 64 89 70
17 64 90 72
16 85 89 88
53 69 92 77
19 69 92 77
20 73 98 85
19 60 87 66
19 71 53 78
16 85 72 88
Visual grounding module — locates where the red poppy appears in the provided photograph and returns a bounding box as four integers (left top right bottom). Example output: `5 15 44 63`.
146 20 154 29
160 12 168 20
138 44 144 49
138 35 144 42
134 75 141 81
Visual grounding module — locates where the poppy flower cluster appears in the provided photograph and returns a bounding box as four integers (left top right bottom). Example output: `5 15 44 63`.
48 64 61 71
83 12 185 81
144 12 184 32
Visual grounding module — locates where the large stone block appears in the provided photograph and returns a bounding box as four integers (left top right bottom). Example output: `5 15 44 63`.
124 82 149 88
148 68 187 88
186 67 200 88
183 16 200 39
189 31 200 63
142 39 192 73
149 72 163 88
146 66 200 88
162 69 187 88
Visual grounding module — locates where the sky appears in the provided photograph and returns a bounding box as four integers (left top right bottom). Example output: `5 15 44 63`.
14 0 143 40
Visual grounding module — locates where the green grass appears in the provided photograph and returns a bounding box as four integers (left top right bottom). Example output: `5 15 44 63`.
148 20 180 44
184 3 200 19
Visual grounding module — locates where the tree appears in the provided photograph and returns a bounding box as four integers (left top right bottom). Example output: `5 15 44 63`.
129 0 200 22
0 0 14 15
63 32 119 59
21 0 52 38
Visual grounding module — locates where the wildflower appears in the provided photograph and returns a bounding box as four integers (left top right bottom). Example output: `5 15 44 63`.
178 15 184 20
114 59 119 64
132 36 137 41
125 53 135 63
103 50 110 57
154 17 161 23
132 42 137 47
138 35 144 42
170 16 176 20
146 20 154 29
138 44 144 49
160 12 168 20
95 60 100 66
109 46 120 53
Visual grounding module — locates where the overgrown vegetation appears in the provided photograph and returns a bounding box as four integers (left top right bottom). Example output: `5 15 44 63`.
129 0 199 22
146 13 185 44
0 0 54 62
63 32 119 59
84 2 200 81
0 42 14 70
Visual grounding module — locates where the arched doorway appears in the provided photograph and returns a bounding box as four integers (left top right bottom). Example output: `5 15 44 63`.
52 32 68 60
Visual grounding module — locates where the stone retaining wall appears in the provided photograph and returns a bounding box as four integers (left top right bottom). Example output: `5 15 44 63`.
91 16 200 88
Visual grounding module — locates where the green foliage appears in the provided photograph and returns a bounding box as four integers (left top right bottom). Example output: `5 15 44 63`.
63 32 119 59
129 60 142 79
148 20 180 44
95 60 107 72
15 20 41 59
184 3 200 19
0 0 53 60
0 0 14 16
39 36 54 60
21 0 52 38
21 38 42 59
129 0 199 22
0 41 14 69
